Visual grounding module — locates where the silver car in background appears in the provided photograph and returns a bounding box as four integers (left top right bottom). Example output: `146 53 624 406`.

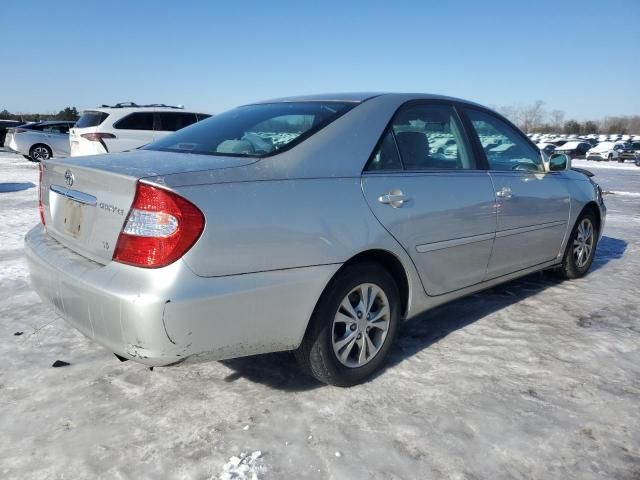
24 93 606 386
4 121 74 161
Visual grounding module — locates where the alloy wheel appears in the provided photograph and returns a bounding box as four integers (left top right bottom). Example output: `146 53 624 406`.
332 283 390 368
31 146 50 161
573 218 594 268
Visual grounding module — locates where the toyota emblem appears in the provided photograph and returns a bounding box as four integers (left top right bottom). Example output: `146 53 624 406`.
64 169 74 187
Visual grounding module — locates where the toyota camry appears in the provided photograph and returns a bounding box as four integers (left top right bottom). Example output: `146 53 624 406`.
25 93 606 386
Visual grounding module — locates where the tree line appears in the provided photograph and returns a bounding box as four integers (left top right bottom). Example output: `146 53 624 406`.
493 100 640 135
0 107 79 122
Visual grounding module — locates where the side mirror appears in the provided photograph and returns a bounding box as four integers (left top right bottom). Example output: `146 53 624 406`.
549 153 569 171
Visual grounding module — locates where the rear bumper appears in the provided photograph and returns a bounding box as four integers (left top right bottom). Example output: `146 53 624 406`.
24 225 339 366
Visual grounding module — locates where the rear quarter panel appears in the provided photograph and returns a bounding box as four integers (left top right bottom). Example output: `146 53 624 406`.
178 178 412 277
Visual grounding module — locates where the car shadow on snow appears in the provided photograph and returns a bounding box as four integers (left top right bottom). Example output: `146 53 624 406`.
221 352 321 391
0 182 35 193
219 236 627 391
590 236 627 272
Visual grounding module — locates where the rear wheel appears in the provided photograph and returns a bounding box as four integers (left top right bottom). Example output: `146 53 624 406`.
557 211 598 279
295 262 400 386
29 144 52 162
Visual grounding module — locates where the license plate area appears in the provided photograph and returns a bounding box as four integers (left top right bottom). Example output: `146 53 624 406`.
63 198 84 238
49 185 97 242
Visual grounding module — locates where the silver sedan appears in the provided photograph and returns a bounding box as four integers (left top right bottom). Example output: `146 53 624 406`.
24 93 606 386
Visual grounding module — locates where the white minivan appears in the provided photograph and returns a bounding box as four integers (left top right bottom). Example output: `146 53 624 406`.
69 103 211 156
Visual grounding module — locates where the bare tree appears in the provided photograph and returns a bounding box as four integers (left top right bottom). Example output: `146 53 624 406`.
550 110 565 130
497 105 523 129
521 100 545 133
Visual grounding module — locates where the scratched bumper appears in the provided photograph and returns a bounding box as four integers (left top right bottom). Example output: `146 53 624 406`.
24 225 182 365
24 225 339 366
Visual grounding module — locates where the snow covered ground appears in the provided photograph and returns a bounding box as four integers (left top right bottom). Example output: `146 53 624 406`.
0 148 639 479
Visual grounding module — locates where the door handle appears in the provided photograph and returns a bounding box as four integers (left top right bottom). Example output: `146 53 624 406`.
496 186 512 199
378 190 409 208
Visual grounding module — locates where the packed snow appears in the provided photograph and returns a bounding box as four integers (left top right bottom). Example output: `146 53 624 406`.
0 149 639 479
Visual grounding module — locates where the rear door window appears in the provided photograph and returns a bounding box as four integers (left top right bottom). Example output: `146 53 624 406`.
155 112 199 132
42 123 70 134
114 112 154 130
388 103 476 170
366 129 403 171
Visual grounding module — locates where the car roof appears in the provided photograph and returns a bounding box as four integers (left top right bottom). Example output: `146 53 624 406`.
249 92 487 108
558 141 582 148
88 106 198 113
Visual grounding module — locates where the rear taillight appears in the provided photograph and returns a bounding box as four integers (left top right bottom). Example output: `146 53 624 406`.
80 132 116 141
81 132 116 152
113 183 204 268
38 163 45 225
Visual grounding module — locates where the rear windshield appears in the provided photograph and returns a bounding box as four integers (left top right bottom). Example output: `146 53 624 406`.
144 102 354 157
75 111 109 128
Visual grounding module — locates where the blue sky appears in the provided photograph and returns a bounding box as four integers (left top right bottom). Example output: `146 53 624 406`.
1 0 638 120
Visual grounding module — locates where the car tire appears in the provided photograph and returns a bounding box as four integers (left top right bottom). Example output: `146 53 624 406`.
618 159 624 163
607 153 612 162
557 210 598 279
29 144 52 162
295 261 400 387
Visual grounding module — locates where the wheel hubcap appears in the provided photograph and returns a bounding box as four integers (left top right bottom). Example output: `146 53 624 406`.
33 147 49 161
573 218 594 268
332 283 390 368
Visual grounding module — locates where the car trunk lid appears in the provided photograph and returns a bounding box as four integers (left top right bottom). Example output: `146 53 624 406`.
41 150 257 264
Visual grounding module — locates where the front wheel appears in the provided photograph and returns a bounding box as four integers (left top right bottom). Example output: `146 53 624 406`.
557 211 598 279
295 262 400 386
607 154 612 162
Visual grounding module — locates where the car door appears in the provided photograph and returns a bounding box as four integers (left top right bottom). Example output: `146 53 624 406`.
42 123 71 156
463 108 571 278
361 102 497 296
110 112 155 151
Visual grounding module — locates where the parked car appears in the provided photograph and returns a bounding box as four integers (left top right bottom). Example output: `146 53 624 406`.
548 138 573 147
585 142 620 161
536 142 557 156
69 103 211 156
4 121 75 161
25 93 606 386
554 141 592 159
618 142 640 163
0 120 25 146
